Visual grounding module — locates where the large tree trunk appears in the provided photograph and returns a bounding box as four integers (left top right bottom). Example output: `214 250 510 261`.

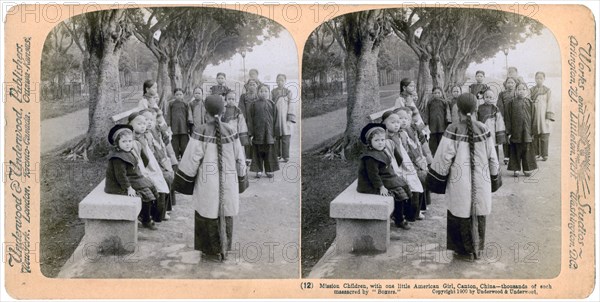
85 49 123 158
156 55 170 110
66 10 130 160
182 62 206 96
429 55 445 93
341 44 381 158
192 63 206 90
324 11 385 160
416 54 432 110
168 55 183 92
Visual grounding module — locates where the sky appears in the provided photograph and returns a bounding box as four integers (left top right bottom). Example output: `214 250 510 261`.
204 28 299 84
467 27 561 82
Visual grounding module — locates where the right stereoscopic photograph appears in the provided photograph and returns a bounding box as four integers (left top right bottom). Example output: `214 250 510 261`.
301 7 561 279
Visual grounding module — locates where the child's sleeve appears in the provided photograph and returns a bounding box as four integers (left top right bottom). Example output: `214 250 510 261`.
495 111 507 145
504 101 512 136
112 159 131 191
166 101 173 127
365 157 384 189
186 102 193 124
287 93 297 123
486 129 501 192
545 89 555 121
237 113 249 146
177 138 205 178
246 101 254 137
426 133 456 193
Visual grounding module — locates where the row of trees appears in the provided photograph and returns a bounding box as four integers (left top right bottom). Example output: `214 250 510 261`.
41 7 281 159
309 8 543 158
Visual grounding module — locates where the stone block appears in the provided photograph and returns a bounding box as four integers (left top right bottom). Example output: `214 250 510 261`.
329 180 394 254
334 218 390 253
330 180 394 220
84 219 138 253
79 179 141 221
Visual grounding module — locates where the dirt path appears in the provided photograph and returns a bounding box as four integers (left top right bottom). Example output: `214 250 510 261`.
58 127 300 278
308 78 563 279
301 84 400 152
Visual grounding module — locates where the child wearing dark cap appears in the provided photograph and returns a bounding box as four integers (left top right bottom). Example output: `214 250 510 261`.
357 123 412 230
105 124 158 230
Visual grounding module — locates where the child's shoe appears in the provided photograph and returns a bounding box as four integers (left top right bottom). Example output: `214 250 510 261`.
163 213 170 221
396 220 411 230
542 156 548 161
255 172 262 179
142 220 158 230
513 171 519 177
266 172 274 178
282 158 289 163
417 211 425 220
523 171 532 177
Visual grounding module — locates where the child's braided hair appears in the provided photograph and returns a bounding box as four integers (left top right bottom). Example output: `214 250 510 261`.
457 93 480 256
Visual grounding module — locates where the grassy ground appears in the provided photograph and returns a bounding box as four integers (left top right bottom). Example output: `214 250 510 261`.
301 136 360 277
40 136 107 277
302 91 398 119
41 85 142 121
41 95 90 121
301 94 347 119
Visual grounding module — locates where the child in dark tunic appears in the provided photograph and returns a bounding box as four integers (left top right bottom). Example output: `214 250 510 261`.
357 123 411 230
424 87 449 155
167 88 192 159
105 125 158 230
498 77 518 164
210 72 231 96
505 82 537 177
248 84 280 178
469 70 489 104
239 79 259 162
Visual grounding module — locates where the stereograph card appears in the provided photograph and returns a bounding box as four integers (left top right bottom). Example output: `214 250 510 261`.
1 1 597 300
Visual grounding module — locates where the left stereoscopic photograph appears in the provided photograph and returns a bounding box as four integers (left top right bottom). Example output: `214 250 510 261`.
40 7 300 279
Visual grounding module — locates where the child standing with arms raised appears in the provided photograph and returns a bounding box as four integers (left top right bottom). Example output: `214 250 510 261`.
428 93 501 261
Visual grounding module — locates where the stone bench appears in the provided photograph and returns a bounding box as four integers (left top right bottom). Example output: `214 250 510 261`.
368 106 398 122
330 180 394 254
79 179 141 253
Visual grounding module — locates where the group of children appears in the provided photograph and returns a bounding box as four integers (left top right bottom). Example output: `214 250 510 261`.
358 68 554 237
105 70 296 233
106 80 177 230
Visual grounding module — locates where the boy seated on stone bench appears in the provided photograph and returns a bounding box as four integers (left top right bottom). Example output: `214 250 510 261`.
357 123 412 230
105 124 158 230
